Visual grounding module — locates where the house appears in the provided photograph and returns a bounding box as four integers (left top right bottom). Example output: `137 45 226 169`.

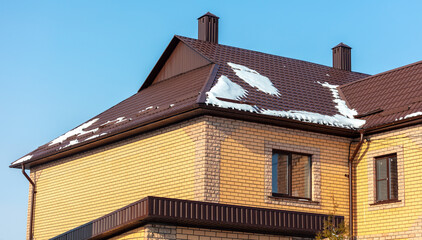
10 12 422 240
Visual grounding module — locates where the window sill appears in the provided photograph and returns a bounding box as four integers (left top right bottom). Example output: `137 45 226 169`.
269 194 319 204
370 199 401 206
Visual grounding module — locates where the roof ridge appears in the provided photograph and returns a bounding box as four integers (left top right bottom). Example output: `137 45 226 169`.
340 60 422 89
175 35 369 77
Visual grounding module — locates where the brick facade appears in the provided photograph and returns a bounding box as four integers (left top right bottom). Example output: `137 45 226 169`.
354 125 422 239
110 224 313 240
26 115 422 239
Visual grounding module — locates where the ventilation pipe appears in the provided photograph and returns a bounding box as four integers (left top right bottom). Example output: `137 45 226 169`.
198 12 219 44
333 42 352 71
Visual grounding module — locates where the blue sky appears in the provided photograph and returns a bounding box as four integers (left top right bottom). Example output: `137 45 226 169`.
1 1 421 239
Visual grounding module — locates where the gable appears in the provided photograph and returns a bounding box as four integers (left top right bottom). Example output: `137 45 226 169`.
151 42 211 84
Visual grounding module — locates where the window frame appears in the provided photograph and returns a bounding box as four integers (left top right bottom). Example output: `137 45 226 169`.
271 150 312 201
375 153 398 203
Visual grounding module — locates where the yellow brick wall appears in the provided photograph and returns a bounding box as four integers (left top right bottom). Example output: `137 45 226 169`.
29 118 206 240
109 227 146 240
354 125 422 239
204 116 351 217
28 116 356 239
111 224 308 240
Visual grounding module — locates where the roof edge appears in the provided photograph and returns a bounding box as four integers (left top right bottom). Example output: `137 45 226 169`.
50 196 343 240
138 35 215 92
10 105 362 169
340 60 422 89
363 114 422 135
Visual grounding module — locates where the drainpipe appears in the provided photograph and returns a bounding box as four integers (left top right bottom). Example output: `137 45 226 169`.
22 164 36 240
348 130 364 239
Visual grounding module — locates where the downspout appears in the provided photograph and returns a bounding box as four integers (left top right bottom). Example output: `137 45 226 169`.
348 130 364 239
22 164 36 240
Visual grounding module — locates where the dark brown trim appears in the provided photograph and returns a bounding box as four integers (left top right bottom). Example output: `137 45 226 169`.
271 193 313 202
354 108 384 118
11 104 361 169
272 150 312 200
364 115 422 136
50 196 344 240
374 154 398 203
348 131 365 239
22 164 36 240
268 195 319 204
369 199 401 206
138 36 179 91
196 64 219 103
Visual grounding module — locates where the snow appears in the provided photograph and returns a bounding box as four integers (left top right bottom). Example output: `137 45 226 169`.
84 133 108 141
318 82 359 119
404 111 422 119
139 106 153 113
261 109 364 129
101 117 126 126
206 75 257 112
227 62 280 96
12 155 32 165
169 104 175 108
64 139 79 148
49 118 99 146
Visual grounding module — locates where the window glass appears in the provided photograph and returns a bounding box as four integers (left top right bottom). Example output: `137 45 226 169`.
291 154 311 198
375 154 398 202
377 179 388 201
272 151 311 199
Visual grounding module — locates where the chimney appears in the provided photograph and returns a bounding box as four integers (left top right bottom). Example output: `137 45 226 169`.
332 42 352 71
198 12 219 44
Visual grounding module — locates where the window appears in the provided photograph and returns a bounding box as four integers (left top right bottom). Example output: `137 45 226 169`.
272 150 312 199
375 154 398 202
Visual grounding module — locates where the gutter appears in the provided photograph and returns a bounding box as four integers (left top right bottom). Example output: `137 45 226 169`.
22 164 36 240
348 130 365 239
11 105 358 169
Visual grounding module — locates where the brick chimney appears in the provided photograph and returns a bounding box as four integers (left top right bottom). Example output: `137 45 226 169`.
198 12 219 44
332 42 351 71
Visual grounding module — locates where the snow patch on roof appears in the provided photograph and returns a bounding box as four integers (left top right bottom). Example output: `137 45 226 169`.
49 118 99 146
396 111 422 121
227 62 280 96
12 155 33 165
261 109 363 129
317 81 365 128
101 117 127 126
84 132 108 141
206 75 257 112
64 139 79 148
404 111 422 119
139 106 153 113
318 82 358 118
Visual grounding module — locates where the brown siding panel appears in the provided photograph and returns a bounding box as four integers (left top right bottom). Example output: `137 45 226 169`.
153 42 211 84
50 197 344 240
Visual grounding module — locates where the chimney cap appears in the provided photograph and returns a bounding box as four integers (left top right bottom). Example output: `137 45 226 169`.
332 42 351 49
198 12 219 20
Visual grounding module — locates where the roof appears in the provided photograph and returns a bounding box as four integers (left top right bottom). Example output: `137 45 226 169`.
332 42 352 49
198 12 219 19
18 35 418 168
340 61 422 129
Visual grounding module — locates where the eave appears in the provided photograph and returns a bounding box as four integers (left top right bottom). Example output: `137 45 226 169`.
50 196 344 240
10 104 363 169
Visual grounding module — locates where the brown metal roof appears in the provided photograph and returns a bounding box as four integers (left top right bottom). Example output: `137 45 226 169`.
340 61 422 129
177 36 368 117
11 35 374 168
50 196 344 240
